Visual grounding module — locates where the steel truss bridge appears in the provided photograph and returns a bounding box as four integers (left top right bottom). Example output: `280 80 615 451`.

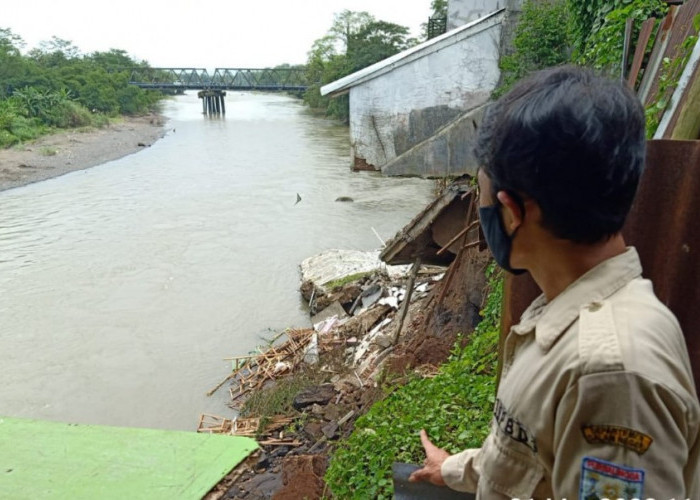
126 67 310 92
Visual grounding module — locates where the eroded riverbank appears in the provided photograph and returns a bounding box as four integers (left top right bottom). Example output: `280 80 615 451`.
0 113 167 192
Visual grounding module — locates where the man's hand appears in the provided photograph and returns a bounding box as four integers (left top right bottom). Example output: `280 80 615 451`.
408 429 450 486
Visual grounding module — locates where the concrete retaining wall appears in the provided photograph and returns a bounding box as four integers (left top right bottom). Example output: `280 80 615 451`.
347 14 503 170
448 0 505 29
382 105 486 178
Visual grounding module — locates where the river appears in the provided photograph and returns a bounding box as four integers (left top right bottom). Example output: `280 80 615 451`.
0 92 434 430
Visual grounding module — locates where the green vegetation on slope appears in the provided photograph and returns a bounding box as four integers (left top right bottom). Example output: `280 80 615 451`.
324 265 503 499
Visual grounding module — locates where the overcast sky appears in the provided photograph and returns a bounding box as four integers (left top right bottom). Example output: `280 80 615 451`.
3 0 432 69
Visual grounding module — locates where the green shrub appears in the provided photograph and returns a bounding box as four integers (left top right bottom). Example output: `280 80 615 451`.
575 0 667 74
494 0 572 98
59 100 93 128
0 129 16 148
9 115 44 141
645 13 700 137
325 264 503 499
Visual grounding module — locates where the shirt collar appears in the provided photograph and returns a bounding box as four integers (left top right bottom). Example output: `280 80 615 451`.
511 247 643 351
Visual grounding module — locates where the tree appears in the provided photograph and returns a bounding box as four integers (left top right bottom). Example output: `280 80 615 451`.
329 10 376 54
304 11 416 121
85 49 148 72
348 20 416 71
28 37 81 67
431 0 448 18
0 29 35 98
0 28 24 57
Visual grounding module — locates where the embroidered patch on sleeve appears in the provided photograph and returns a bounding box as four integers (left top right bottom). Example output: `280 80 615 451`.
581 424 653 455
579 456 644 500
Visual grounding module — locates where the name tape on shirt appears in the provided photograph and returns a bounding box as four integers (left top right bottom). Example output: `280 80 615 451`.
581 424 653 455
493 398 537 453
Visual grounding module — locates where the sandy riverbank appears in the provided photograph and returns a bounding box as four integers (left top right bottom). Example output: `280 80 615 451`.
0 113 168 192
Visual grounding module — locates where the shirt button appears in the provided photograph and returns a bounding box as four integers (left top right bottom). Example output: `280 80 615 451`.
588 302 602 312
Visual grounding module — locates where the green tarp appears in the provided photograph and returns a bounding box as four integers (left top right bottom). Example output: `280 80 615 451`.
0 416 258 499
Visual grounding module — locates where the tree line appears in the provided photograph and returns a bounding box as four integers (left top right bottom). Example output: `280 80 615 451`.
0 30 162 148
303 1 445 122
0 0 442 148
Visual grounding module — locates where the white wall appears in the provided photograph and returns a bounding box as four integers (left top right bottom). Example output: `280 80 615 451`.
348 18 502 169
448 0 504 29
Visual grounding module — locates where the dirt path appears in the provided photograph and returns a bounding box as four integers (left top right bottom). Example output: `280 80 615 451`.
0 113 168 192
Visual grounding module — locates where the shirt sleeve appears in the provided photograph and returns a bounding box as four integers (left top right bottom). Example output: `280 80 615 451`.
551 370 699 499
440 447 482 493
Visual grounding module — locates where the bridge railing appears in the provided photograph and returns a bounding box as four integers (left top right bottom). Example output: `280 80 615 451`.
210 68 308 91
125 67 309 91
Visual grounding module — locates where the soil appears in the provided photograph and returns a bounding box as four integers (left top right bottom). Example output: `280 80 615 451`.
204 245 489 499
0 113 167 192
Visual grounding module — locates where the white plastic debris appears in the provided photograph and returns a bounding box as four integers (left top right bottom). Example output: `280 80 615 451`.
415 282 429 293
300 249 411 289
303 333 319 365
314 315 340 335
273 361 292 374
353 317 392 365
378 296 399 309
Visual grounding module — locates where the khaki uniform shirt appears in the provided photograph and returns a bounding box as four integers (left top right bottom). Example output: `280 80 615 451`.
441 248 700 499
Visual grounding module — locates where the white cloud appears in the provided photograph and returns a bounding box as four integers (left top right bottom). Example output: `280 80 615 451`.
3 0 431 69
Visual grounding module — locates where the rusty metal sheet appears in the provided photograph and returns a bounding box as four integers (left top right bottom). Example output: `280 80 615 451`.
502 140 700 395
624 139 700 393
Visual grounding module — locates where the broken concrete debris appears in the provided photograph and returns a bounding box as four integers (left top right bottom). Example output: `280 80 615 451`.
202 235 482 499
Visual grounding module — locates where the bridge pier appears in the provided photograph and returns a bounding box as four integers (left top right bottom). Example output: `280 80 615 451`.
197 90 226 116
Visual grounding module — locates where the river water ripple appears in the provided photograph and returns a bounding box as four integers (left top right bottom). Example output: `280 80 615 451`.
0 92 434 430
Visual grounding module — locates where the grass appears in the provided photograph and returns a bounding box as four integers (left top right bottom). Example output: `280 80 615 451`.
240 367 328 420
324 264 503 499
323 271 373 290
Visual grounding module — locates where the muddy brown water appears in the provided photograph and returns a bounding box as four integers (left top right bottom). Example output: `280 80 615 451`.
0 92 434 430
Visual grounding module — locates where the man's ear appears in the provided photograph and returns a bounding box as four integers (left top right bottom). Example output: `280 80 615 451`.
496 191 524 232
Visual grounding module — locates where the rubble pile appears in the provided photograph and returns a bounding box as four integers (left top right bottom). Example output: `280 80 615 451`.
200 250 449 499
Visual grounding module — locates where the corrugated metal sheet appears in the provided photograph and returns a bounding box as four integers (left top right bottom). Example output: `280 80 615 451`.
502 140 700 395
624 139 700 391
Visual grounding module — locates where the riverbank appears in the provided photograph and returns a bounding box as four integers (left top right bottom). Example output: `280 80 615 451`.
199 245 490 499
0 113 167 192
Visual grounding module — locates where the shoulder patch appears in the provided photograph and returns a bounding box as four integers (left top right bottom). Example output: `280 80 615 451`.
582 425 653 455
579 456 644 500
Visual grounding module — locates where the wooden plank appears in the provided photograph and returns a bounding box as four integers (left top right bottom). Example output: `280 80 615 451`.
628 18 657 89
639 8 678 101
622 18 636 80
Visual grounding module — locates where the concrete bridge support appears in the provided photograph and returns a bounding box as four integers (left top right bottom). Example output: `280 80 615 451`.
198 90 227 115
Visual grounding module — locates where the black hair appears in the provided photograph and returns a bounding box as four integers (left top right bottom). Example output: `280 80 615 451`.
474 65 646 244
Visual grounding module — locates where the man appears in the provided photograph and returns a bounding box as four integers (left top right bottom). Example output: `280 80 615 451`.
409 66 700 498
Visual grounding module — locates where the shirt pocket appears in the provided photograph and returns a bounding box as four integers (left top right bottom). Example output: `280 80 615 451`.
479 432 544 499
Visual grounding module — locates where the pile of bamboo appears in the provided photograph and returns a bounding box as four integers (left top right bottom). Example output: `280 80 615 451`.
206 328 316 405
197 413 300 446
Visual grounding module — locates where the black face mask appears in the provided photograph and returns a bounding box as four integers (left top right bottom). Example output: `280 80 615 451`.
478 203 526 275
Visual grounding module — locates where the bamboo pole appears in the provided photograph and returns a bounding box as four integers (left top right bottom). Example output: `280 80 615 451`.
392 256 421 345
436 219 480 256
